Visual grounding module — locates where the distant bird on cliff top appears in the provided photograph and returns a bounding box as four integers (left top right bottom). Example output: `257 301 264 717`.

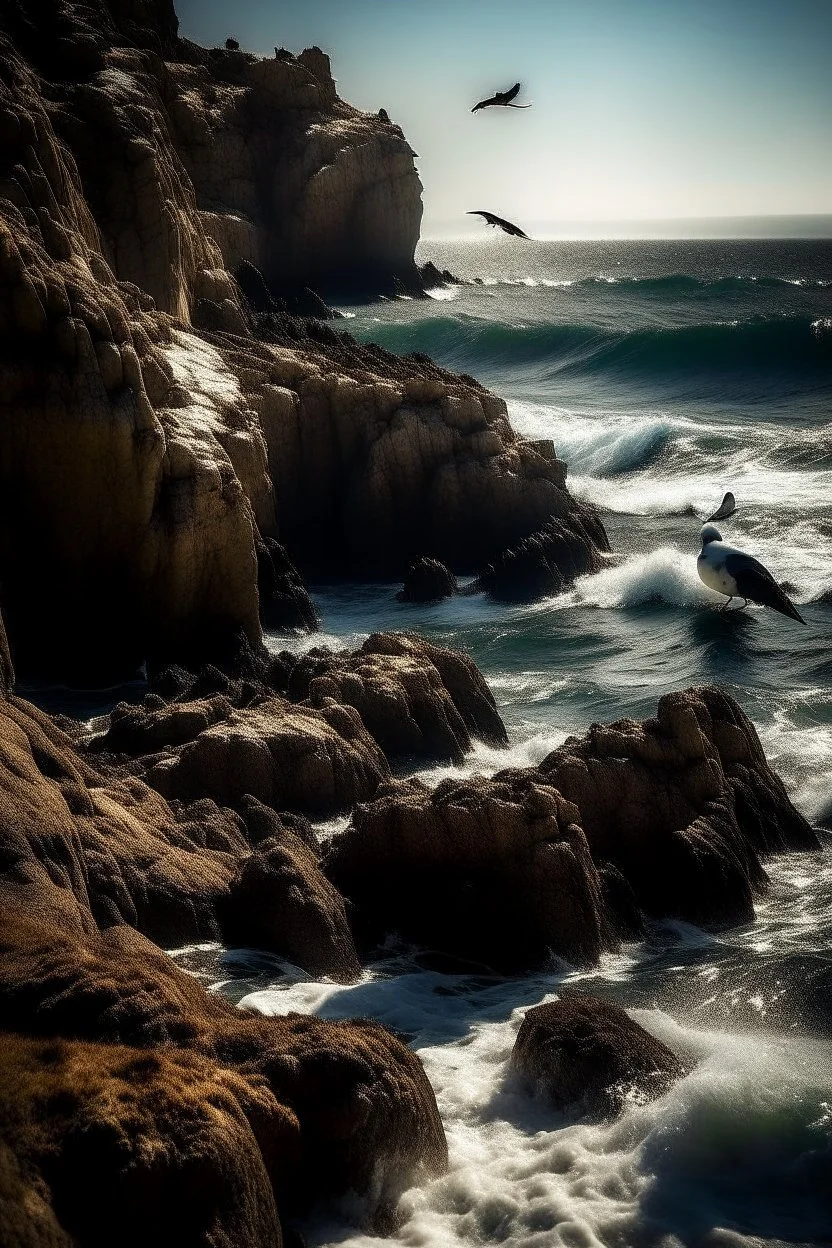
471 82 531 112
697 525 805 622
467 211 530 239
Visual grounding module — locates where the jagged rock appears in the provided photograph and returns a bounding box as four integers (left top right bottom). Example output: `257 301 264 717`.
512 996 685 1118
285 632 507 761
396 557 458 603
0 610 12 696
325 772 614 972
144 694 389 815
476 509 611 602
256 536 319 633
535 686 819 927
0 690 359 976
0 1032 285 1248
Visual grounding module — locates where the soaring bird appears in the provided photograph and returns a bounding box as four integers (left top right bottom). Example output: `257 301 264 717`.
467 210 530 239
697 525 805 623
471 83 531 112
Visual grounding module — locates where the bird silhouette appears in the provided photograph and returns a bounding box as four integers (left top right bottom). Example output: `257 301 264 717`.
467 211 530 239
471 83 531 112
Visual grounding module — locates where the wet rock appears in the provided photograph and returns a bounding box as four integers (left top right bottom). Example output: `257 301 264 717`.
326 772 615 972
512 995 684 1118
536 686 819 928
476 509 610 602
396 557 459 603
256 536 319 633
285 632 506 761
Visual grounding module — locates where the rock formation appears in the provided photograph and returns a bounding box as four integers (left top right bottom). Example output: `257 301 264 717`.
534 685 819 927
397 556 459 603
0 0 609 680
0 637 447 1238
511 995 684 1118
326 772 614 972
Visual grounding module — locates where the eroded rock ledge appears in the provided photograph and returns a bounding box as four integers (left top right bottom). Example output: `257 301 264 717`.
0 0 608 681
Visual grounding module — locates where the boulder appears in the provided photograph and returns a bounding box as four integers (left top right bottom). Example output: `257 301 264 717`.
396 557 458 603
477 509 610 602
326 772 615 972
144 694 389 815
284 632 506 762
256 536 319 633
511 995 684 1118
536 686 819 928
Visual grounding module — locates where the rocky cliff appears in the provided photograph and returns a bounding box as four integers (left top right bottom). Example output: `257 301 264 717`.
0 0 606 682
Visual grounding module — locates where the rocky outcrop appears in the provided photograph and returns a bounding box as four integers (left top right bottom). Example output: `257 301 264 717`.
0 689 359 976
476 508 611 602
256 536 319 632
534 686 819 927
282 632 507 762
326 772 614 972
144 695 389 815
0 610 12 696
0 680 447 1234
511 995 684 1118
0 1031 284 1248
397 557 459 603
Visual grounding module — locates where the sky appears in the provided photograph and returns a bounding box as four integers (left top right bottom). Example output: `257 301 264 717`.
176 0 832 236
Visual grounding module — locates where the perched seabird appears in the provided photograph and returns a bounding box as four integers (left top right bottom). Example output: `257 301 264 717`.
467 210 529 239
471 83 531 111
697 525 805 623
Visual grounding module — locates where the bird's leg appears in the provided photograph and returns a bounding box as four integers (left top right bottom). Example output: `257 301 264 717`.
720 596 734 612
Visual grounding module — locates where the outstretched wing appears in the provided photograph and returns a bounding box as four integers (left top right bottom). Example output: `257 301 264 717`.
724 552 806 623
471 92 499 112
467 211 529 239
499 82 521 104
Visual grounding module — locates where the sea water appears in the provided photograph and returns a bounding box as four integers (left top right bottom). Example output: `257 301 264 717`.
178 236 832 1246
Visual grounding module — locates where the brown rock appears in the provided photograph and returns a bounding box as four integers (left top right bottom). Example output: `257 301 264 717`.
145 694 389 814
477 508 611 602
326 772 613 972
536 686 819 927
0 1031 286 1248
512 995 684 1118
285 632 507 762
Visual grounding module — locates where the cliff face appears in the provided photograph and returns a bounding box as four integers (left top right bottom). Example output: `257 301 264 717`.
0 0 606 679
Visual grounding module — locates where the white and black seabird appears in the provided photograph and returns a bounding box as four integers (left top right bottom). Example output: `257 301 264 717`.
697 525 806 623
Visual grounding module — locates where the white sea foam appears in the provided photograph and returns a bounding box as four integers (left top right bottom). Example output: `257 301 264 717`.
242 969 832 1248
566 547 720 610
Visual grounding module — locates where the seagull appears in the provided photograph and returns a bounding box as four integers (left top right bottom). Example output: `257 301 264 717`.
697 525 805 623
467 210 529 239
471 82 531 112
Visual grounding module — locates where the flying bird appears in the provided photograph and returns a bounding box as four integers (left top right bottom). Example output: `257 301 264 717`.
471 83 531 112
467 211 530 239
697 525 805 623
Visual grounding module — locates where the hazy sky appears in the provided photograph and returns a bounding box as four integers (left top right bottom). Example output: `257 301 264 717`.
176 0 832 235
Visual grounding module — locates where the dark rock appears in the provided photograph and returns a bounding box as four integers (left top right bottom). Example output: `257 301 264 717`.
512 995 684 1118
477 509 610 603
325 772 614 972
537 686 819 928
396 557 458 603
226 37 240 50
256 537 319 633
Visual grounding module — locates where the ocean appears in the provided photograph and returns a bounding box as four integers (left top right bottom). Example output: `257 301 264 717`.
186 236 831 1246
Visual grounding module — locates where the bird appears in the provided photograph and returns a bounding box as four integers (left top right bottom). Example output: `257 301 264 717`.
703 491 736 523
471 83 531 112
467 210 529 239
697 525 805 623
